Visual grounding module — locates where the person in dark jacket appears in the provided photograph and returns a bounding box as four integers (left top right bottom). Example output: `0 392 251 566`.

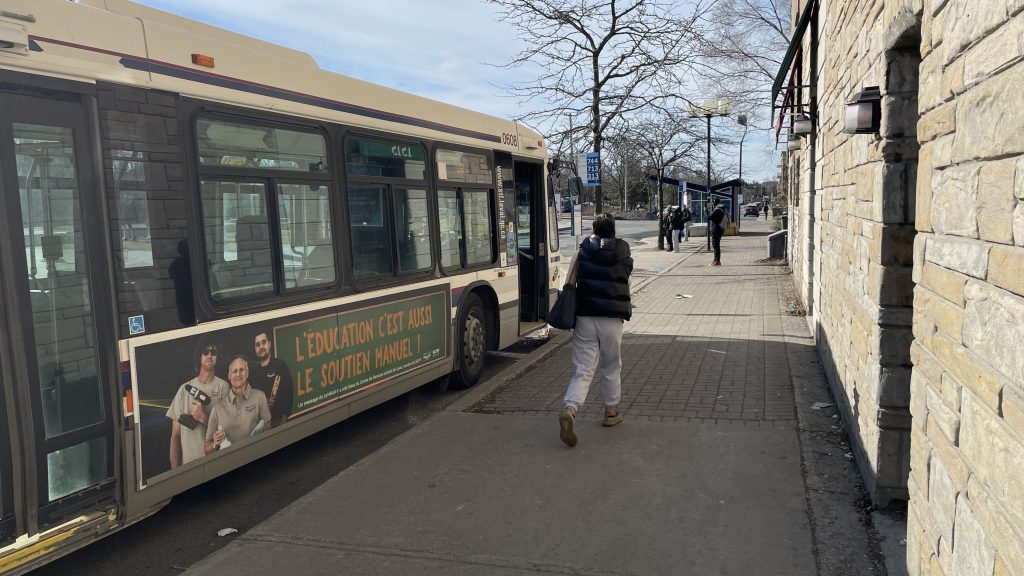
708 199 729 266
559 213 633 447
670 205 688 251
662 206 675 251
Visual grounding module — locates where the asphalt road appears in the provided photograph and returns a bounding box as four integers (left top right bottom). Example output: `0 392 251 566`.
33 341 543 576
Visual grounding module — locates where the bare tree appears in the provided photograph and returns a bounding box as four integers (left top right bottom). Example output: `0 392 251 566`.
609 108 702 248
692 0 791 128
489 0 711 213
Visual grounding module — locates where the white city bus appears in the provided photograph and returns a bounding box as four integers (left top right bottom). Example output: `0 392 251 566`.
0 1 561 572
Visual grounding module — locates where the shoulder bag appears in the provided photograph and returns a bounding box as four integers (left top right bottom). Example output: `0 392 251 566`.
548 253 580 330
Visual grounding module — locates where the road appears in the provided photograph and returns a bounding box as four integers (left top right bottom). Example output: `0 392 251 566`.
33 341 543 576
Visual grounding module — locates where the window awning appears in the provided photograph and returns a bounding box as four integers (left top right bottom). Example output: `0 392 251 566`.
771 0 818 108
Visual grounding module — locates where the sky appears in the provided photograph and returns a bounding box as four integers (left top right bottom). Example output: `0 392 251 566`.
132 0 777 182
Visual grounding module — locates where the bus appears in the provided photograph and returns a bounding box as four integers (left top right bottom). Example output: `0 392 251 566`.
0 1 561 572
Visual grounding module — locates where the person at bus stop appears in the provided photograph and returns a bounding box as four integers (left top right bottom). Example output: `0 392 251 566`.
205 355 272 454
251 329 294 427
662 206 676 252
709 199 729 266
166 336 229 469
558 213 633 447
670 205 686 251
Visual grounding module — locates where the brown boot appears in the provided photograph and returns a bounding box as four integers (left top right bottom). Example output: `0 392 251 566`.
603 406 623 427
559 407 578 446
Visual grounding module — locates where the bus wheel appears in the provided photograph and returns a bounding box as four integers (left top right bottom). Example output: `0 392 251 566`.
449 293 487 389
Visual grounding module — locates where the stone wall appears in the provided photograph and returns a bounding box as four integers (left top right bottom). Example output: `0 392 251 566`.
783 0 1024 573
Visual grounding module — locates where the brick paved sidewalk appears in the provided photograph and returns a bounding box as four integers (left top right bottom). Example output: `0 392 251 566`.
474 219 797 426
469 218 892 576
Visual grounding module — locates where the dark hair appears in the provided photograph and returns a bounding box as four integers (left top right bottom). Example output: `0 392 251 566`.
253 326 273 345
194 334 219 372
592 213 616 239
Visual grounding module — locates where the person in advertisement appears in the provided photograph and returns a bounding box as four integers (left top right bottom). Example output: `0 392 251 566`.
204 355 272 454
251 329 294 427
166 336 230 469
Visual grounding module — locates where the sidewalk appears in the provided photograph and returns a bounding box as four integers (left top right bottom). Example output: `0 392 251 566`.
183 219 891 576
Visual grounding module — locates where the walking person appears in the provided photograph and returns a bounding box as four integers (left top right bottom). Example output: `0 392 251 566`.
708 199 729 266
558 213 633 447
762 201 769 220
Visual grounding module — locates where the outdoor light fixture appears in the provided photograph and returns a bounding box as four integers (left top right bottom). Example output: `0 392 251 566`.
793 113 813 136
843 86 882 134
787 133 802 151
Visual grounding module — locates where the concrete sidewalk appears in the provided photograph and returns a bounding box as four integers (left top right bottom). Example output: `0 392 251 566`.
183 219 890 576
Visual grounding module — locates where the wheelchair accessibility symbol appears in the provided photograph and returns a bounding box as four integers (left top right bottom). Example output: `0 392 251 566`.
129 315 146 335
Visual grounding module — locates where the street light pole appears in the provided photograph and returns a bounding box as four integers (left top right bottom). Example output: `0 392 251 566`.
688 99 731 253
737 114 748 233
705 115 712 252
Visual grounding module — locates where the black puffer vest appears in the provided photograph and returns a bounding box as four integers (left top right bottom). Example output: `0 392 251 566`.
575 235 633 320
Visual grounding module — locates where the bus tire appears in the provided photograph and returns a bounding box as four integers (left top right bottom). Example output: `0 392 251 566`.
449 292 487 389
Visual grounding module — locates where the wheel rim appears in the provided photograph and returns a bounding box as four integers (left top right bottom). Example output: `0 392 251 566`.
463 311 485 371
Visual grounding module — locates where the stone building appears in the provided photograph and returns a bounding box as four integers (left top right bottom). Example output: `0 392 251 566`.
775 0 1024 574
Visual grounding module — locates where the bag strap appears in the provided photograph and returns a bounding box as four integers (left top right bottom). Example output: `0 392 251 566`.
565 252 581 286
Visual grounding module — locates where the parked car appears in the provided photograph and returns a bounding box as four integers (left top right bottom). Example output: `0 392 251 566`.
743 203 761 217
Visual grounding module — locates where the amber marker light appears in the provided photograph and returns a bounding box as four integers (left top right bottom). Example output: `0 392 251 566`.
191 53 215 68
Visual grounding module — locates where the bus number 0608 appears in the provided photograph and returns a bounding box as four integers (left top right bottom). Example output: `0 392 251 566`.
501 132 518 147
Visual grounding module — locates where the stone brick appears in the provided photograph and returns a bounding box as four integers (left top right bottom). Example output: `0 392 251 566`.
1001 385 1024 441
932 164 980 237
918 144 935 231
964 475 1024 575
954 62 1024 162
918 288 965 342
928 415 970 490
942 0 1012 64
951 497 997 576
987 245 1024 297
928 455 959 545
929 335 1001 412
908 507 925 576
963 281 1024 383
963 13 1024 86
942 57 965 98
1016 156 1024 200
995 555 1011 576
1015 203 1024 247
978 159 1017 244
924 236 989 279
921 263 967 306
960 392 1024 528
941 372 963 411
919 103 957 141
927 384 961 444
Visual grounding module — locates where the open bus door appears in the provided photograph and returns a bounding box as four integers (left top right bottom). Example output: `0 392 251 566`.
510 159 550 333
0 89 118 563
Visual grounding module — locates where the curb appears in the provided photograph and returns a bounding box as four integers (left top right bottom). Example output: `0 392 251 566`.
446 241 705 413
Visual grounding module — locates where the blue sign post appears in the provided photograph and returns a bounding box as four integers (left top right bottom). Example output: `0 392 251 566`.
584 152 600 187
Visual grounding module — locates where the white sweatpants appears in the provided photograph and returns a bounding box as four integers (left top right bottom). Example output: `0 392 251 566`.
564 316 624 410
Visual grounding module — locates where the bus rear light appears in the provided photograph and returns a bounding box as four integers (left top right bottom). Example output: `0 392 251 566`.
191 53 215 68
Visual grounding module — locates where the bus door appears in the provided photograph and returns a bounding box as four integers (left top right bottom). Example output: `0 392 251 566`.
512 160 550 328
0 91 117 538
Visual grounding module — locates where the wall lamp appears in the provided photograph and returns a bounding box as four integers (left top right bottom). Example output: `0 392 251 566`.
793 113 813 136
843 86 881 134
787 132 802 151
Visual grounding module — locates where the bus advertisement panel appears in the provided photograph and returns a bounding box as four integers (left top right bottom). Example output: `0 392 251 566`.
132 287 449 484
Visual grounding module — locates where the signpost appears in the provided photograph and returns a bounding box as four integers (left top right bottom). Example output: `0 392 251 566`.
585 152 600 187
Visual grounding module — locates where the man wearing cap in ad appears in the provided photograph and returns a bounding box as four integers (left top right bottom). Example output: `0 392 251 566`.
166 335 229 469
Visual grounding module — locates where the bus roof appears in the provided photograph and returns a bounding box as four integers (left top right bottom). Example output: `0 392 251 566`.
1 0 545 152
